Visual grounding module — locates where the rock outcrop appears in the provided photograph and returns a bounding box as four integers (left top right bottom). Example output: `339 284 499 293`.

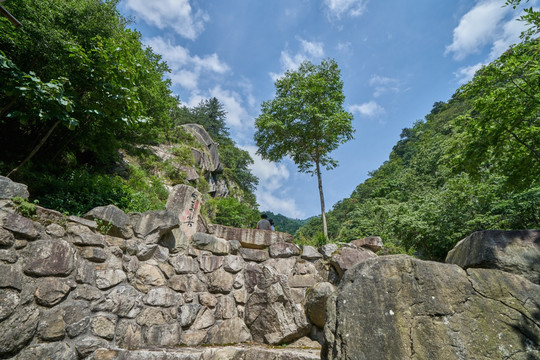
446 229 540 284
323 255 540 359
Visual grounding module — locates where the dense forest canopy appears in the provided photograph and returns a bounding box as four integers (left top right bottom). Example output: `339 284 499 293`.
0 0 259 226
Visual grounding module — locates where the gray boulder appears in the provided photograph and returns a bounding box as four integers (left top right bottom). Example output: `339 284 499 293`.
329 246 377 278
13 342 76 360
84 204 132 238
213 224 293 249
0 303 39 356
166 184 203 240
23 239 76 277
323 255 540 360
133 210 179 238
446 229 540 284
0 176 29 199
245 265 310 345
304 282 336 328
350 236 383 252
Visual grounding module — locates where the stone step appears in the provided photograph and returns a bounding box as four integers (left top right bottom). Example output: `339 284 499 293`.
91 345 321 360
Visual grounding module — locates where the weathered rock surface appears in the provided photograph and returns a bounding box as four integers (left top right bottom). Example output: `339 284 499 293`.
212 224 293 249
323 255 540 360
350 235 383 252
304 282 335 328
192 232 230 255
182 124 223 173
84 204 132 238
245 265 310 345
23 239 76 277
0 176 29 199
166 184 202 240
87 346 320 360
446 229 540 284
329 246 377 278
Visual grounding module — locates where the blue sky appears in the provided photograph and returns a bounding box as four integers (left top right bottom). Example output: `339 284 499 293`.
118 0 535 219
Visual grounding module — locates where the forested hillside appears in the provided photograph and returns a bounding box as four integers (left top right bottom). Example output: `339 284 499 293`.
0 0 259 227
297 37 540 260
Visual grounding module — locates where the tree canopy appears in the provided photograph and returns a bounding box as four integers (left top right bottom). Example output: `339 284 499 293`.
254 58 354 239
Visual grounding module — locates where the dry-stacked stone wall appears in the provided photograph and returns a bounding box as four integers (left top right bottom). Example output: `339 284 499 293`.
0 179 351 359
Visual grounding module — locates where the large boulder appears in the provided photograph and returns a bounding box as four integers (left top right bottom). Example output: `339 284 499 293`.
329 246 377 278
323 255 540 360
182 124 223 173
245 265 310 345
350 236 383 253
166 184 203 240
23 239 76 277
304 282 335 328
446 229 540 284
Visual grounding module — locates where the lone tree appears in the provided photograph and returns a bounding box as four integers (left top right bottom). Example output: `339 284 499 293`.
254 58 354 240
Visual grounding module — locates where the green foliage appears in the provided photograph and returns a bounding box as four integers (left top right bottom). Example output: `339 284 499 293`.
453 39 540 188
254 59 354 173
206 197 259 228
255 58 354 238
12 196 38 218
297 81 540 260
27 166 168 216
0 0 178 173
95 219 113 235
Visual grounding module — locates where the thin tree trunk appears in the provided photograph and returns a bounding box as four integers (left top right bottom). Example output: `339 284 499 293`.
315 160 328 241
7 120 61 177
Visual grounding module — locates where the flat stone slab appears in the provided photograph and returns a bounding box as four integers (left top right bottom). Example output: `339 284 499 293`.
90 345 320 360
212 225 293 249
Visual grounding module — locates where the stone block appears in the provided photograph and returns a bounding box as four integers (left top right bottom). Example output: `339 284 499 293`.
166 184 202 240
213 224 293 249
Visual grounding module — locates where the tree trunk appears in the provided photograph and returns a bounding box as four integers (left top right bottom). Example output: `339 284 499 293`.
315 161 328 241
7 120 61 177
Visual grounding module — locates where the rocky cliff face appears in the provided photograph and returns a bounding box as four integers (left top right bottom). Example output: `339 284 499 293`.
322 232 540 359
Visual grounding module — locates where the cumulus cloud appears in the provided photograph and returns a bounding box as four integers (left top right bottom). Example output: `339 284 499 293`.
349 101 385 117
209 86 250 129
270 38 325 81
445 0 509 60
454 62 484 84
145 37 229 91
446 1 530 83
324 0 367 19
369 75 400 97
123 0 209 40
242 146 305 218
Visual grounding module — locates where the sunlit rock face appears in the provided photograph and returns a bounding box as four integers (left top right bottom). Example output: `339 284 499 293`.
323 254 540 360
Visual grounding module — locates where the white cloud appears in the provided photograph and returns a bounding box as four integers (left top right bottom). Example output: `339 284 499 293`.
270 38 325 81
145 37 229 91
299 38 324 57
488 14 527 60
123 0 209 40
242 146 304 218
209 86 250 129
349 101 385 117
369 75 400 97
454 62 484 84
324 0 367 19
445 0 510 60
